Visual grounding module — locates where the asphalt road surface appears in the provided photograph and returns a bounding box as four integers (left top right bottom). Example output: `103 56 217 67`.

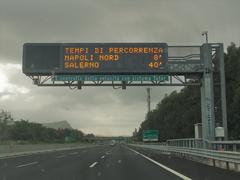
0 143 239 180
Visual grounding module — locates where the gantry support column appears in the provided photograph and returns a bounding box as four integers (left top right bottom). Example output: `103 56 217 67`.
218 43 228 140
201 44 215 140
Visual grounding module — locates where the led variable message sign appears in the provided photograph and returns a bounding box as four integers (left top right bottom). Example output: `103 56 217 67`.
23 43 168 75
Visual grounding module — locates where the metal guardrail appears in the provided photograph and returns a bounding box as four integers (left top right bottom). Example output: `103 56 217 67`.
167 138 240 152
167 138 204 149
130 143 240 171
0 143 99 159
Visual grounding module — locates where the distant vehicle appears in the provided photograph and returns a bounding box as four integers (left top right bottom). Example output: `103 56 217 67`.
110 140 116 146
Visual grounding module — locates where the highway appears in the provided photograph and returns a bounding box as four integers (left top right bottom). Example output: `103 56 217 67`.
0 143 239 180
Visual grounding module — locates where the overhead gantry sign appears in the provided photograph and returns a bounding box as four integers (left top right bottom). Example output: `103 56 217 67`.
22 43 204 87
22 43 228 141
23 43 168 75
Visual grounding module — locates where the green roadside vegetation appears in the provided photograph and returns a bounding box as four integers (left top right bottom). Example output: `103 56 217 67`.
0 111 91 144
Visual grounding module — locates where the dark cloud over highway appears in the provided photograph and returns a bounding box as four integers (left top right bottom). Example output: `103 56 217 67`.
0 0 239 135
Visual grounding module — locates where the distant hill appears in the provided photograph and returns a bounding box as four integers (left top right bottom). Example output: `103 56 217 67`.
42 120 72 130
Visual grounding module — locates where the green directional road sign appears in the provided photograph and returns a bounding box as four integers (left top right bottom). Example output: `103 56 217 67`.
143 130 159 142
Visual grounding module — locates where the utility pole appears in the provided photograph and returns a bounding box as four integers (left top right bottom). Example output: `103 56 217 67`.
146 88 151 113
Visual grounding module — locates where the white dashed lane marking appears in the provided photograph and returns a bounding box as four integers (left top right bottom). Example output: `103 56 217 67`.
89 162 98 168
69 152 79 155
16 161 38 168
56 155 65 158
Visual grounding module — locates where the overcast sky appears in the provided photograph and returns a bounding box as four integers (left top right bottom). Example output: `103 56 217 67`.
0 0 240 136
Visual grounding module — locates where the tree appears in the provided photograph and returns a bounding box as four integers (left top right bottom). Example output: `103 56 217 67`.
0 110 13 141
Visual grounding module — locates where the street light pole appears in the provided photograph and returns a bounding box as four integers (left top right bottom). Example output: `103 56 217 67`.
201 31 208 44
146 88 151 113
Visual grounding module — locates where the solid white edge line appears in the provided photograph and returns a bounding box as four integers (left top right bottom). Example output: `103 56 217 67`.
89 162 98 168
16 161 38 168
128 147 192 180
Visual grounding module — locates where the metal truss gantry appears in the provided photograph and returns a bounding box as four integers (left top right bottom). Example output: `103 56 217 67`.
27 44 228 141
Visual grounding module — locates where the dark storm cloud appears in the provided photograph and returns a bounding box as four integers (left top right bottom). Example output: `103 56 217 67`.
1 0 240 62
1 0 240 135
